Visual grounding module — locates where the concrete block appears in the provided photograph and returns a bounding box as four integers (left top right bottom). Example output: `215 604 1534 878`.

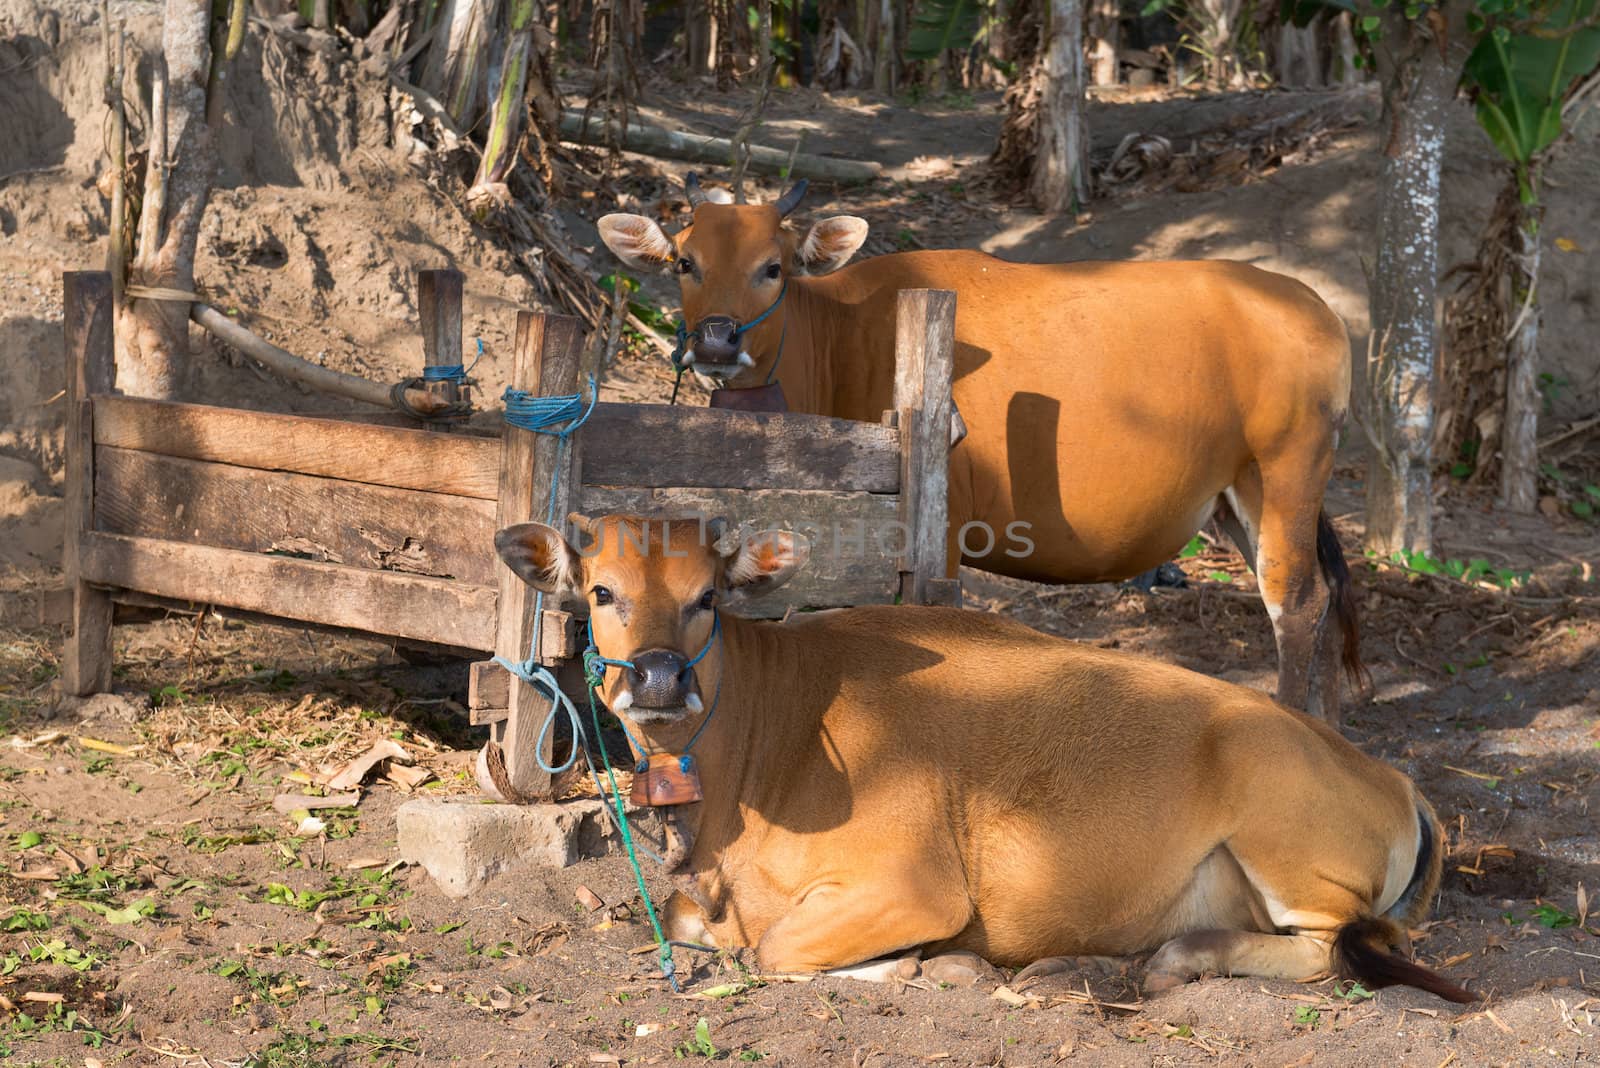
396 798 614 898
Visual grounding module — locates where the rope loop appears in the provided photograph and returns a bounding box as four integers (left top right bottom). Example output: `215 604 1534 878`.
489 657 585 775
502 373 599 438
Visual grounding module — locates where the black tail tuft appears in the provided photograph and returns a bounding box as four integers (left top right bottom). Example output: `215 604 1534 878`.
1315 510 1369 688
1333 917 1479 1004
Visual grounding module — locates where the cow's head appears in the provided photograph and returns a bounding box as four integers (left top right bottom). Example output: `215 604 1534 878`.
596 176 869 384
495 515 808 737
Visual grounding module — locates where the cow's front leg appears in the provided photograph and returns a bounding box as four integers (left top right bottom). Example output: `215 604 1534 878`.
754 875 971 974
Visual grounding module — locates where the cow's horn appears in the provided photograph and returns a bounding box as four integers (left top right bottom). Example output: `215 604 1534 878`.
567 512 600 543
685 171 707 208
775 179 809 218
704 516 729 549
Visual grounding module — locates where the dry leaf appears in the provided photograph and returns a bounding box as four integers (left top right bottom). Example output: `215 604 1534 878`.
575 885 605 912
1554 237 1580 252
326 739 413 792
78 736 142 756
272 792 361 814
385 764 435 790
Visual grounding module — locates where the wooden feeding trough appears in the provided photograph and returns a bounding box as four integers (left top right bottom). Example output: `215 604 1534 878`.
59 270 958 802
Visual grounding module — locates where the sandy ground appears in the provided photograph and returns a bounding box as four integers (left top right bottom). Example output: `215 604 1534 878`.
2 1 1599 1064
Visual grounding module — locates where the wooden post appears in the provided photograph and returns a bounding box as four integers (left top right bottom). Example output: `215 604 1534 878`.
418 269 465 420
62 272 116 695
483 311 587 802
892 289 958 608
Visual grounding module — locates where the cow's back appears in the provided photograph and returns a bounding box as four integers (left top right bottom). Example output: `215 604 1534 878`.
793 251 1351 582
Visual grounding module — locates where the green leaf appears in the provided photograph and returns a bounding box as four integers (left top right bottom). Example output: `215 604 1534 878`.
1464 0 1600 164
15 830 42 850
1361 14 1382 31
904 0 983 62
1179 535 1206 558
77 896 155 925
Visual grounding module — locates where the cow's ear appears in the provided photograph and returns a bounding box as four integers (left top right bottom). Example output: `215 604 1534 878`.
495 522 583 599
722 529 810 601
597 214 677 272
797 216 868 275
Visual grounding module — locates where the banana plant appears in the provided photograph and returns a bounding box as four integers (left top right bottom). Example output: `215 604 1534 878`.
1461 0 1600 511
1464 0 1600 187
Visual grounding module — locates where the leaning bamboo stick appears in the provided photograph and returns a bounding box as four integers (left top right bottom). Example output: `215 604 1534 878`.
102 1 127 310
190 303 448 416
135 58 168 270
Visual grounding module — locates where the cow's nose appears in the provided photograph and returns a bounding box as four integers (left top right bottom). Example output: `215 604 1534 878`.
627 649 691 707
693 316 740 363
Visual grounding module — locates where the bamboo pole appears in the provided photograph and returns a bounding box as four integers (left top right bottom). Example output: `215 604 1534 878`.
191 303 449 416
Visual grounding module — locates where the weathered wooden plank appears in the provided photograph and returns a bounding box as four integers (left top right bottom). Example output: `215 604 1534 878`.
893 289 958 607
79 532 498 651
488 312 589 802
578 404 901 493
468 606 581 725
93 395 502 499
576 486 902 618
62 272 115 696
108 590 487 659
94 446 499 586
419 269 465 418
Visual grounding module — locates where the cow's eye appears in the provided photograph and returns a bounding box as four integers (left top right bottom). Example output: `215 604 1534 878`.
763 262 781 281
698 589 716 611
677 257 695 275
593 586 614 606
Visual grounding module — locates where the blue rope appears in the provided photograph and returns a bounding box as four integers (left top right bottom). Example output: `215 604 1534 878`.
423 338 485 384
492 373 601 767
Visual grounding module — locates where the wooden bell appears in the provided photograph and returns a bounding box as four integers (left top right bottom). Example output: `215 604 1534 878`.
629 753 704 807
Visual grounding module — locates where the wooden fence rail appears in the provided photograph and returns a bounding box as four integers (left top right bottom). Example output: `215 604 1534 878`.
60 269 958 806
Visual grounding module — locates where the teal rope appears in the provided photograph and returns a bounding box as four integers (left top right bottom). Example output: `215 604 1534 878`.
587 680 679 991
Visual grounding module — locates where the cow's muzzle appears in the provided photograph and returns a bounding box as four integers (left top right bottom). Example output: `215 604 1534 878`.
616 648 704 722
690 316 748 372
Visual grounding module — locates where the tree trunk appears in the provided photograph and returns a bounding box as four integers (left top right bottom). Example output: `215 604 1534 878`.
1331 13 1359 86
1363 18 1462 554
1088 0 1119 86
1275 22 1322 88
118 0 219 400
1030 0 1089 212
1498 191 1543 513
873 0 894 93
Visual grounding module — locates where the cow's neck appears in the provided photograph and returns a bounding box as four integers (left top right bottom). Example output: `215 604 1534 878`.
774 276 899 421
640 616 813 885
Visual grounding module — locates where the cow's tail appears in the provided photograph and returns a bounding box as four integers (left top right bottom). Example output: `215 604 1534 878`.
1315 509 1368 688
1333 918 1478 1003
1332 803 1477 1005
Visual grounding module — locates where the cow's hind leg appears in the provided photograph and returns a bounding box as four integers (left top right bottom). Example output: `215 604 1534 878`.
1144 929 1334 993
1234 455 1335 714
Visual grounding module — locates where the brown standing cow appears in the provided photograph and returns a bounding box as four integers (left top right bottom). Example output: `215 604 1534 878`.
597 182 1361 722
494 515 1472 1001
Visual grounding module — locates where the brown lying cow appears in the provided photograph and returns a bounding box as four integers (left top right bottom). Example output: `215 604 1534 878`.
597 183 1359 724
495 515 1473 1001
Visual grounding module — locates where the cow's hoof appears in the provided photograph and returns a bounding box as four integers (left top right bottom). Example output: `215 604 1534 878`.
1015 955 1121 982
920 950 994 987
1142 969 1188 995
